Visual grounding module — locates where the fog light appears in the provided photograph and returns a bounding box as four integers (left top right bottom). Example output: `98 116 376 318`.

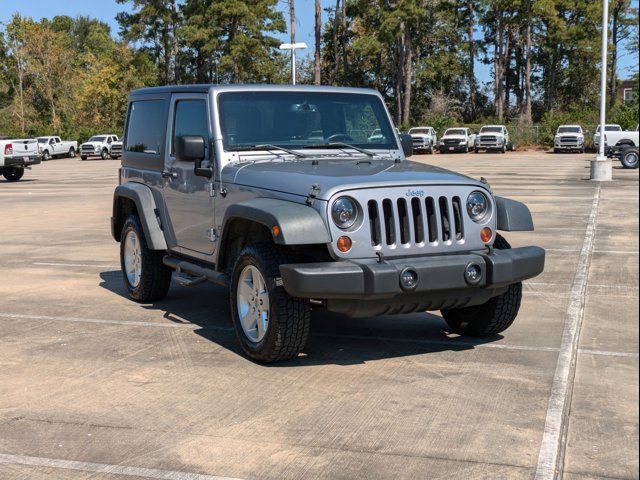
400 268 418 290
337 236 352 253
480 227 493 244
465 263 482 285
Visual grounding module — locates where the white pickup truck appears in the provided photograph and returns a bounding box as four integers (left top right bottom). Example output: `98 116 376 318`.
0 137 41 182
553 125 585 153
408 126 437 154
37 136 78 160
438 128 476 153
475 125 513 153
80 134 120 160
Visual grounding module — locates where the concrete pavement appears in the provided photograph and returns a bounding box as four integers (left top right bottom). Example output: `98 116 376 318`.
0 151 637 479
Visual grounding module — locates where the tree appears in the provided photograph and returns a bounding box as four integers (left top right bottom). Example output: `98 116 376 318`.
314 0 322 85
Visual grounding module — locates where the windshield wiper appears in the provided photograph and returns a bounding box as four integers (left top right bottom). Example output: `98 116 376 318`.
302 142 376 158
227 144 308 158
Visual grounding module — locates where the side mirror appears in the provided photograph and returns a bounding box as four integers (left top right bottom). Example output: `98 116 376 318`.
175 135 211 178
400 133 413 157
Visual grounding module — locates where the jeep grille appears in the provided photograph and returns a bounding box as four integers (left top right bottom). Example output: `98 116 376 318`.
326 186 495 259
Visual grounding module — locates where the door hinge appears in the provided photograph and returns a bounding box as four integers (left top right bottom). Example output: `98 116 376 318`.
207 228 218 242
208 182 216 197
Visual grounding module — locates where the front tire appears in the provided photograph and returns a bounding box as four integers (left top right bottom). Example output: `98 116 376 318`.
42 150 51 161
230 243 311 363
120 214 172 302
441 234 522 337
620 146 639 169
2 167 24 182
68 147 76 158
80 155 87 160
101 149 109 160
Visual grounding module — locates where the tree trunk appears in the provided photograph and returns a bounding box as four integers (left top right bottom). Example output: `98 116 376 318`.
341 0 348 74
494 11 504 120
523 21 532 124
289 0 296 83
332 0 340 83
467 0 476 118
170 0 179 83
402 27 413 125
314 0 321 85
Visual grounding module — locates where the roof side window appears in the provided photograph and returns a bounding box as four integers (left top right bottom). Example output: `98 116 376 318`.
125 100 165 155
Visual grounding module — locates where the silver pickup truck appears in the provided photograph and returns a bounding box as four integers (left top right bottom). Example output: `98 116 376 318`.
111 85 545 362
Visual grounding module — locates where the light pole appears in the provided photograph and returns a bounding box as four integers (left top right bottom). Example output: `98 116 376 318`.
591 0 612 181
279 42 308 85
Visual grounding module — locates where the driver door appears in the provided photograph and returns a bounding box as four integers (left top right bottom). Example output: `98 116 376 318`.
162 94 216 257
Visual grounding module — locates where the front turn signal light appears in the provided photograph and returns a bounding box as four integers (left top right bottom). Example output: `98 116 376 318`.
337 236 352 253
480 227 493 244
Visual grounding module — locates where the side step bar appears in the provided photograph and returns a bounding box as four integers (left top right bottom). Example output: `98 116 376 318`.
163 256 230 288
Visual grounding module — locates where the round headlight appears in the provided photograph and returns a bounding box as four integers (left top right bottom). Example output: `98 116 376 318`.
466 191 490 222
331 197 358 229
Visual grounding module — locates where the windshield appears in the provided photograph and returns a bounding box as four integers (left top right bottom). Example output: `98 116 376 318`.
558 127 581 133
480 127 502 133
409 128 430 134
88 136 106 142
37 137 48 143
444 129 466 136
595 125 621 132
218 91 397 151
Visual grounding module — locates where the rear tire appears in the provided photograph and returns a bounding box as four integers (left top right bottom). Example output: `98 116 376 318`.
2 167 24 182
441 234 522 337
620 146 639 169
120 214 172 302
230 243 311 363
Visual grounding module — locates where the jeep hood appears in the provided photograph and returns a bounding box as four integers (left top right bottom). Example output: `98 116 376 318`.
222 158 483 200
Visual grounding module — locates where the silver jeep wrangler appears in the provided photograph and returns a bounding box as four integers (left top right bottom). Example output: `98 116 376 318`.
111 85 545 362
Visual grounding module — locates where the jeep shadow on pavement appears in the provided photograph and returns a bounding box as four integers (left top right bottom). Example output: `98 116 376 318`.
110 84 545 363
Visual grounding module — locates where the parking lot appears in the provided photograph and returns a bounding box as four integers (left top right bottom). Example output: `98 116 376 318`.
0 151 637 480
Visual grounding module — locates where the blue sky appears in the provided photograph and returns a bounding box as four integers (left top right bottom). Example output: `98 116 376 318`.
1 0 637 86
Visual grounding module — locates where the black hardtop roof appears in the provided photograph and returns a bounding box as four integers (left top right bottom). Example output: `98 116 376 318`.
129 84 379 97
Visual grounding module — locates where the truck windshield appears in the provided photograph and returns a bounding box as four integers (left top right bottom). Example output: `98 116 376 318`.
480 127 502 133
37 138 48 143
218 91 397 151
89 136 106 142
444 129 466 136
558 127 581 133
409 128 430 134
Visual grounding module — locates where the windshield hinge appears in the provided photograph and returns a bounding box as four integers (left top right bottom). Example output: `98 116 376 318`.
306 183 321 206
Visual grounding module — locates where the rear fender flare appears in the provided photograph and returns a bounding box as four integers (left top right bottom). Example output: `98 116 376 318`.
112 183 167 250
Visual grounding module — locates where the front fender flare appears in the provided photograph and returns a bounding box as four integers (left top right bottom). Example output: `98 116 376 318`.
112 183 167 250
494 196 534 231
222 198 331 246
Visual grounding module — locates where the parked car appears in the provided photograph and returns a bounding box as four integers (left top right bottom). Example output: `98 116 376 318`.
0 137 41 182
475 125 513 153
80 134 120 160
110 139 123 159
111 84 545 363
408 126 437 154
438 128 476 153
37 136 78 160
593 124 622 151
553 125 585 153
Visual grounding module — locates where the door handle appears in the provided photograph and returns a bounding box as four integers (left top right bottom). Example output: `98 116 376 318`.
161 170 177 179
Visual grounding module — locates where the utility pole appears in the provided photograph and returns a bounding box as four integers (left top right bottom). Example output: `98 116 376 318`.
591 0 613 181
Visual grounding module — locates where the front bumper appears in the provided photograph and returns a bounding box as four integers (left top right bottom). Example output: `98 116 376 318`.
280 247 545 316
477 143 505 150
439 144 467 152
2 155 42 168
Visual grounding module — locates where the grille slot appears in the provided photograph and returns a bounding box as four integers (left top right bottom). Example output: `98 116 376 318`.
368 200 381 246
366 194 465 249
